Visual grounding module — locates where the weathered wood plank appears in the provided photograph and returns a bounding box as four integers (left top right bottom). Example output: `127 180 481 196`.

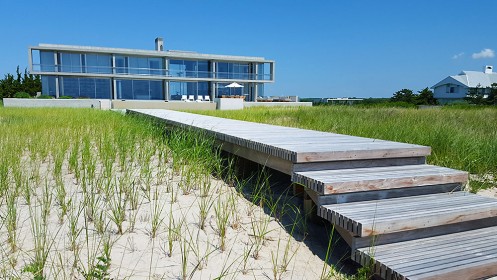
294 165 468 195
323 192 497 236
356 226 497 280
129 109 431 163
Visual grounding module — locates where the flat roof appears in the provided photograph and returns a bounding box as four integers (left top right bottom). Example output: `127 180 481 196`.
31 44 274 63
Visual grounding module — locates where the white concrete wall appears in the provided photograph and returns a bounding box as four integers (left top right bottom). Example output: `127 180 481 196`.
216 98 244 110
112 100 216 110
3 98 100 108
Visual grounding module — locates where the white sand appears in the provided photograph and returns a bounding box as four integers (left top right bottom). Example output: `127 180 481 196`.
0 154 334 279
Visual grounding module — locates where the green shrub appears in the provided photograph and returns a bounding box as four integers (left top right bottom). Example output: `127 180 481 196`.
14 92 31 98
37 95 53 99
58 96 73 99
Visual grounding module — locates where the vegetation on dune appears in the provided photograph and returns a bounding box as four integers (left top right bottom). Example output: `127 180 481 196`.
197 106 497 190
0 108 344 279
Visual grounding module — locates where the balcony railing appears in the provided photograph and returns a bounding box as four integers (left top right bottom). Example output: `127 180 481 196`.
32 64 272 81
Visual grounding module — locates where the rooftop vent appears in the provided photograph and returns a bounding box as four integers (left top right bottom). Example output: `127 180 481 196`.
155 37 164 51
484 65 493 74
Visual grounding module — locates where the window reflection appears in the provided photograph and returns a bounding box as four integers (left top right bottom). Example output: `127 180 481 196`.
116 79 163 100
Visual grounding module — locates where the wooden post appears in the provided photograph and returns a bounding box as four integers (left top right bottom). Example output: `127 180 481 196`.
303 191 318 222
292 183 305 197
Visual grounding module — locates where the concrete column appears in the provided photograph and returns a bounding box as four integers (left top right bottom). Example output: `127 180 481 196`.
54 52 58 72
211 61 216 79
210 82 216 101
55 76 60 98
270 62 275 81
27 48 33 72
253 83 259 102
253 64 259 102
165 58 169 76
112 55 116 74
210 61 216 100
113 79 117 100
164 80 169 100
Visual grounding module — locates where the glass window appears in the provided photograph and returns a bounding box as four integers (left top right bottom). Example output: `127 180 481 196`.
150 81 163 100
168 81 209 100
116 79 132 99
133 80 149 98
79 78 95 98
61 77 80 97
149 58 163 76
86 54 112 74
129 57 148 75
86 54 98 73
41 76 56 96
169 60 185 77
40 51 55 72
59 77 111 99
95 79 111 98
59 53 82 73
169 81 185 100
197 61 209 78
216 62 229 79
215 82 247 97
197 82 209 99
115 56 128 74
257 83 264 98
184 60 197 77
116 79 163 100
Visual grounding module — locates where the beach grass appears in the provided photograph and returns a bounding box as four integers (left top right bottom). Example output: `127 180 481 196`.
0 107 339 279
195 106 497 190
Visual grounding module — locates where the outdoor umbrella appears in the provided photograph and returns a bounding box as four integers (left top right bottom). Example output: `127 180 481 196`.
225 82 244 96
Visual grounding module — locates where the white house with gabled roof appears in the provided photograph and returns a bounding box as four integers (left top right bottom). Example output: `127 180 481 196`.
432 66 497 104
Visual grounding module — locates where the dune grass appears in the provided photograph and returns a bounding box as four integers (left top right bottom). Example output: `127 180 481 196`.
0 107 341 279
196 106 497 190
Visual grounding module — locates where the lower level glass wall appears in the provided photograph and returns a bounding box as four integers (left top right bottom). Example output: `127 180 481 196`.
215 82 251 99
59 77 112 99
116 79 163 100
41 76 57 97
169 81 209 100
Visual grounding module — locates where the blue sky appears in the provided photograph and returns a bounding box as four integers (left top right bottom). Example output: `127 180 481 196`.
1 0 496 98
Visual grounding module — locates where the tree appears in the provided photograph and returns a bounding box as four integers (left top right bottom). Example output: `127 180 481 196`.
0 66 41 98
416 87 437 105
391 88 416 103
485 83 497 105
22 68 42 97
465 84 486 105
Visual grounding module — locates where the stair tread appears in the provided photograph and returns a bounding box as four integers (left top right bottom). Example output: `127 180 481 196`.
321 192 497 236
293 164 468 194
355 226 497 280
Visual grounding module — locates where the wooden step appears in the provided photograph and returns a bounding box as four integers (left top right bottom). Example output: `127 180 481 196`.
355 226 497 280
321 192 497 237
293 164 468 195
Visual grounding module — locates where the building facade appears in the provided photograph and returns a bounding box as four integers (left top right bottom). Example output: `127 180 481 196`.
432 66 497 104
29 38 275 102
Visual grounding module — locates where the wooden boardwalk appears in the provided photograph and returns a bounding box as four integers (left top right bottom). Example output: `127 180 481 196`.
129 109 497 280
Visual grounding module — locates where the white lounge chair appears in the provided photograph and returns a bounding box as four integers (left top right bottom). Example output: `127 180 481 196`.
196 96 203 102
188 95 195 102
181 95 188 102
204 95 210 102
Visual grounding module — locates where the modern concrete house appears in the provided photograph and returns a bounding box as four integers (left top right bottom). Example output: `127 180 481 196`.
432 65 497 104
28 38 275 102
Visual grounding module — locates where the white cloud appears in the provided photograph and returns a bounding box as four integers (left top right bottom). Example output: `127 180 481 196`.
452 52 464 59
472 48 495 59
